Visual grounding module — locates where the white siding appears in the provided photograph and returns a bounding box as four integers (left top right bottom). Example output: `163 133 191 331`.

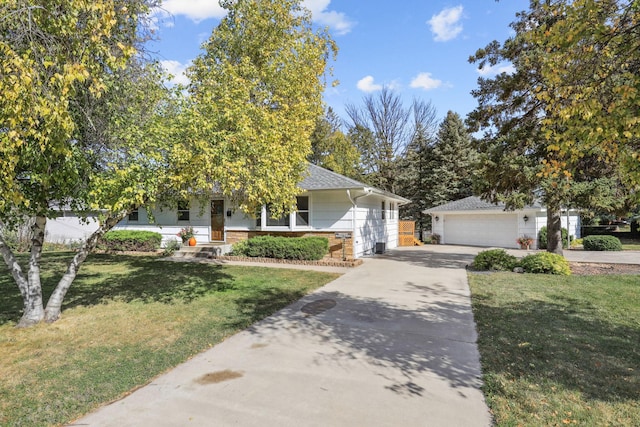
353 194 399 258
309 191 353 230
117 201 210 246
46 213 100 243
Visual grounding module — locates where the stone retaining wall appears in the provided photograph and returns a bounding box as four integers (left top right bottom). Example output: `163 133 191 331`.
211 255 362 268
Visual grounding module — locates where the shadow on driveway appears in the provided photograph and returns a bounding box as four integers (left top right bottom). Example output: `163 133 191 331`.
376 248 476 269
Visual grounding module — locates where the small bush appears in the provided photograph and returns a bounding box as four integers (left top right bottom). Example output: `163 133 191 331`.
425 233 441 244
583 235 622 251
162 238 182 256
471 249 518 271
538 226 572 249
230 236 328 260
519 252 571 275
99 230 162 252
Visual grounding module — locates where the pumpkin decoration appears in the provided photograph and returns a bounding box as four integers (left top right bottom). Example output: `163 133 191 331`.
188 236 197 246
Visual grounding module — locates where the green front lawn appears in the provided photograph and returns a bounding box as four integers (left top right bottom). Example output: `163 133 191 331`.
469 272 640 426
0 253 339 426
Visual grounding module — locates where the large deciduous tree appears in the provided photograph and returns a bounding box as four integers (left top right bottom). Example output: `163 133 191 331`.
0 0 171 326
468 0 636 254
527 0 640 191
309 108 361 179
181 0 337 218
345 88 434 193
394 102 438 233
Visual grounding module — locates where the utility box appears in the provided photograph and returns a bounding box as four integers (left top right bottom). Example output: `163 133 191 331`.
375 242 386 254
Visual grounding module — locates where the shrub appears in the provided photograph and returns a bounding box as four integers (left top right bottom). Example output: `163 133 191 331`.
538 226 572 249
519 252 571 275
471 249 518 271
230 236 328 260
99 230 162 252
583 235 622 251
162 238 182 256
425 233 441 244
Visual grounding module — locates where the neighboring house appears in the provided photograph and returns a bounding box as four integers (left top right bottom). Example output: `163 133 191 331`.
425 196 580 249
115 164 410 259
45 205 100 244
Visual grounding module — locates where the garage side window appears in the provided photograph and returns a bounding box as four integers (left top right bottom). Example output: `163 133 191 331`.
381 201 386 220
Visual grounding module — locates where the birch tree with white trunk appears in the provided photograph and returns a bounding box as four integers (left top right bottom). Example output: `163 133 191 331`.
0 0 171 326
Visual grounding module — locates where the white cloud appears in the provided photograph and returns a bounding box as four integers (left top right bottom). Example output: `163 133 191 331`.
357 75 382 93
161 60 191 86
410 72 443 90
156 0 353 35
428 5 464 42
160 0 226 22
476 63 515 76
303 0 355 35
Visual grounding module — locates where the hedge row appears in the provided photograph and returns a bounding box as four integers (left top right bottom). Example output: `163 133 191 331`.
98 230 162 252
471 249 571 275
583 235 622 251
230 236 328 260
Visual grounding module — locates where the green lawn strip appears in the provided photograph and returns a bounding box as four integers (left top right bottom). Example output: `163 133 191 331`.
618 237 640 251
469 272 640 426
0 253 339 426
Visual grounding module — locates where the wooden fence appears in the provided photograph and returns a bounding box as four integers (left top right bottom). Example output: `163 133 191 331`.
399 221 422 246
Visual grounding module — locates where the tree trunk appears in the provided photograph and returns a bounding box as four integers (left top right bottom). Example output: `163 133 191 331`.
546 208 563 255
0 232 40 326
44 213 125 323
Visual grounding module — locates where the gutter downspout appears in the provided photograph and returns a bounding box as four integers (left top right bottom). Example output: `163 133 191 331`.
347 188 373 258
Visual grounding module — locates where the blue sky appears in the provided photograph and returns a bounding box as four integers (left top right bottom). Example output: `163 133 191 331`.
150 0 528 123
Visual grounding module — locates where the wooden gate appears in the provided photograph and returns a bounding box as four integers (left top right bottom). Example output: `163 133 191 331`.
399 221 422 246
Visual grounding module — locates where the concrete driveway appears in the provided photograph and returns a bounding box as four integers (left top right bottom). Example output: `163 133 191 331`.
71 246 491 427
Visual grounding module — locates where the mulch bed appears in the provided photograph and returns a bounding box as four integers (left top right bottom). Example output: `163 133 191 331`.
569 262 640 276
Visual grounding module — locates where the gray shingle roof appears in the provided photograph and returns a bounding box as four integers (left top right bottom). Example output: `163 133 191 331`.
425 196 542 212
300 164 410 204
300 163 370 190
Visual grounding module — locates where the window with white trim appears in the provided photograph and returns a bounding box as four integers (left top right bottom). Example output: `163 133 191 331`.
177 201 190 221
128 208 139 222
259 196 311 229
265 204 290 227
389 202 395 219
381 201 386 220
295 196 309 227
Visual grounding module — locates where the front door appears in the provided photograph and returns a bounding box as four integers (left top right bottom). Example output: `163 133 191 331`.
210 200 224 241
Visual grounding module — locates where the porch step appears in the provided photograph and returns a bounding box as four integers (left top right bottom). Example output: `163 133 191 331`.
173 244 233 259
413 237 424 246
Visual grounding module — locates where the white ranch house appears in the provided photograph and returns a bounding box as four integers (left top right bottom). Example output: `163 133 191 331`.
114 164 409 259
426 196 580 249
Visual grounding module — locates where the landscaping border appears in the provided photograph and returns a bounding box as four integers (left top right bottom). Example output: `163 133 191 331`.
210 255 363 268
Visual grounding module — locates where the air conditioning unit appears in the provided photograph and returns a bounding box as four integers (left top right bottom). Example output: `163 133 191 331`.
375 242 386 254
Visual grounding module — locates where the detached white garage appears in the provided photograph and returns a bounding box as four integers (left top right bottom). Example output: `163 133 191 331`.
443 213 518 248
425 196 580 249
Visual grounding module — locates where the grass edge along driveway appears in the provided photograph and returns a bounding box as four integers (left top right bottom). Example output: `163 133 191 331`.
0 253 340 427
469 271 640 426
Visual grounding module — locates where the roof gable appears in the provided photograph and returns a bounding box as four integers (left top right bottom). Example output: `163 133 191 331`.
300 164 410 204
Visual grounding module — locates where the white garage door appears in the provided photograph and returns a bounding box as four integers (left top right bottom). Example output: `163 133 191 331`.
443 214 518 248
